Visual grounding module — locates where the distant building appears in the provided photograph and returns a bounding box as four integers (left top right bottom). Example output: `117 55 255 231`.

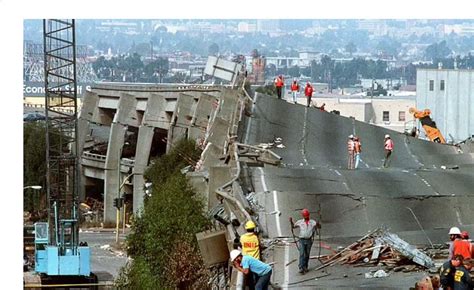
238 22 257 33
443 24 474 36
357 20 388 36
257 20 279 33
416 68 474 142
297 94 415 133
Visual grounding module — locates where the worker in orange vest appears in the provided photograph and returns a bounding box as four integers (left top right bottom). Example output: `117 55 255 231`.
453 231 472 260
304 82 313 107
290 78 300 104
383 134 394 168
274 75 284 99
347 135 355 169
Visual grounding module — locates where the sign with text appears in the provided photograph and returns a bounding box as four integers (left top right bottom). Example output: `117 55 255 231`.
23 81 92 97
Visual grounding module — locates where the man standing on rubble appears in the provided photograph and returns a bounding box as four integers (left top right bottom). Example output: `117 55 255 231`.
290 209 321 274
383 134 394 168
230 250 272 290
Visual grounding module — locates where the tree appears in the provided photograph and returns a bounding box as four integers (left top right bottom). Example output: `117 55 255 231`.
345 42 357 56
425 41 452 61
288 65 300 78
208 43 219 56
144 57 169 83
117 139 210 288
24 122 61 214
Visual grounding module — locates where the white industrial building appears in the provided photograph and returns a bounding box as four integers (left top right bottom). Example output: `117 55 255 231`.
416 68 474 142
292 94 416 133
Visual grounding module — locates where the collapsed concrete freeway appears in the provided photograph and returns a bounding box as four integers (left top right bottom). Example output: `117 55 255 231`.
237 92 474 288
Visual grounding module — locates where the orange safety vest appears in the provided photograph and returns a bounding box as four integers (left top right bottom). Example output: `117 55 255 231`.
453 239 472 259
347 140 354 152
291 83 299 91
275 77 284 87
305 85 313 97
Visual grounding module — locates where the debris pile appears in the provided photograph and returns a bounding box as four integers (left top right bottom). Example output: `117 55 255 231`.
316 229 434 273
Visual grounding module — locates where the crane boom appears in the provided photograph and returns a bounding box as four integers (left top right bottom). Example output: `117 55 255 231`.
409 107 446 144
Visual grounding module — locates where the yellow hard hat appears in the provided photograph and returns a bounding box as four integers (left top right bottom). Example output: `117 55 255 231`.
245 220 256 230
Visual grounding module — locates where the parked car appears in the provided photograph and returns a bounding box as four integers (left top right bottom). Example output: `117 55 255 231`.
23 112 46 122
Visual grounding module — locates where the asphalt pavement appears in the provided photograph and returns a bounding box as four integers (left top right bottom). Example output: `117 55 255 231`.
241 93 474 288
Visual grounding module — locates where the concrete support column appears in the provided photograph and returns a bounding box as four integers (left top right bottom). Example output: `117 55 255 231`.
132 94 163 215
167 93 195 151
77 91 99 201
103 93 138 225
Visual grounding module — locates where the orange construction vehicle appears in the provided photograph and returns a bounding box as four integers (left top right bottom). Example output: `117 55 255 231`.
409 107 446 143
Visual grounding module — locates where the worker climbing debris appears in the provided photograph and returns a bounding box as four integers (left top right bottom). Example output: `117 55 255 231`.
240 220 261 290
230 249 272 290
347 135 355 170
240 221 261 260
383 134 394 168
289 209 321 274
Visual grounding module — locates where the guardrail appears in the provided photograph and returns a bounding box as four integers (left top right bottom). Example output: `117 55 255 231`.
82 152 135 167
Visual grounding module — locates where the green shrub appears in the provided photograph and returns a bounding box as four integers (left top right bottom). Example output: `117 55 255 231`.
116 139 211 289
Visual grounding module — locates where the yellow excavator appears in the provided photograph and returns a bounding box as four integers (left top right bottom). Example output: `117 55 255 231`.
409 107 446 144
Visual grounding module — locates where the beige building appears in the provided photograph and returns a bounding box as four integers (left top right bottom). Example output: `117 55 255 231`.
294 94 416 133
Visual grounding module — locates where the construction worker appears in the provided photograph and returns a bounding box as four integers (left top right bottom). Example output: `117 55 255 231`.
449 227 463 260
240 220 261 260
383 134 394 168
289 209 321 274
274 75 284 99
230 249 272 290
453 231 472 260
319 103 326 111
453 258 474 290
440 254 464 290
354 136 362 169
304 82 314 107
461 231 474 258
290 78 300 104
347 135 355 170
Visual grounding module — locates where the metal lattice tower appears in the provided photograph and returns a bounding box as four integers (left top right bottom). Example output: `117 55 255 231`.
43 19 79 247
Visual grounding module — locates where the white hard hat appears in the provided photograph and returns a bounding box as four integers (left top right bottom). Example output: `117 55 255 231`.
230 249 241 262
348 134 354 139
449 227 461 235
385 134 390 138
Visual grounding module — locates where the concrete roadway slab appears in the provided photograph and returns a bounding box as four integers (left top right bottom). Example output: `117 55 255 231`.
242 93 474 288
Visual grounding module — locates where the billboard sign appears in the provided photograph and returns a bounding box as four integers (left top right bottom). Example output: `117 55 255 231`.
23 81 93 97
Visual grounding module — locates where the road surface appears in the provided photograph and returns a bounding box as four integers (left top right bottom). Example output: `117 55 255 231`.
240 93 474 288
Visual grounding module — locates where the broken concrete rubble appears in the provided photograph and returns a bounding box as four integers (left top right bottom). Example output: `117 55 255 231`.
315 228 434 274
